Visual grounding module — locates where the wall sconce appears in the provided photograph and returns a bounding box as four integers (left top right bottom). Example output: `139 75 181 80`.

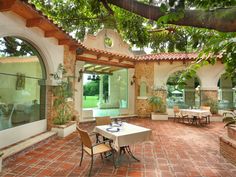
78 69 83 82
130 75 136 85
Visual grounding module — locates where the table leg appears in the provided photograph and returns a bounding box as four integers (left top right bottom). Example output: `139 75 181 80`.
125 146 140 162
115 146 140 165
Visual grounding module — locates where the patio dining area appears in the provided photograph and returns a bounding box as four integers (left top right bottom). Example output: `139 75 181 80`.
1 118 236 177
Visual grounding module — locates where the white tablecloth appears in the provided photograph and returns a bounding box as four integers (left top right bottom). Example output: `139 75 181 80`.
181 109 211 118
94 122 152 151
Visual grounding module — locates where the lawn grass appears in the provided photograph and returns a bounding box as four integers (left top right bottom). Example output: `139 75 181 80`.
83 96 99 108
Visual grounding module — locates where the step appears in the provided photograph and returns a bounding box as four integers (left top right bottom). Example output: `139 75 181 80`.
1 131 57 162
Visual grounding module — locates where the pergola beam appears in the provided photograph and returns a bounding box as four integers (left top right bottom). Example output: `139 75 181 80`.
77 56 134 68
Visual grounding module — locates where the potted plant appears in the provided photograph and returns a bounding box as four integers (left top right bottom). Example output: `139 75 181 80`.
204 98 218 114
223 111 236 141
0 152 3 172
148 96 168 120
51 64 76 137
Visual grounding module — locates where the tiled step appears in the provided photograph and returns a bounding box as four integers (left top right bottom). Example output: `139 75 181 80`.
1 131 57 165
81 114 138 123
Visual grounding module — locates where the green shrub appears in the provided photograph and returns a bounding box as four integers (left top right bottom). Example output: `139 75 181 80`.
51 64 73 125
148 96 166 113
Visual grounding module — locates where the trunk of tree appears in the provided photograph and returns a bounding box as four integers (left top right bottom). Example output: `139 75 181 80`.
107 0 236 32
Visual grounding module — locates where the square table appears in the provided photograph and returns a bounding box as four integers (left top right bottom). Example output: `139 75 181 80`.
94 122 151 162
94 122 152 151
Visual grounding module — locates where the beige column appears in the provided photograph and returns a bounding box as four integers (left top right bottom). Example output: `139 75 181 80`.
99 74 103 104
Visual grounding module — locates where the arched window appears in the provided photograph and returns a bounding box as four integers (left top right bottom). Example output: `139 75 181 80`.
218 73 236 110
166 71 200 108
0 36 46 131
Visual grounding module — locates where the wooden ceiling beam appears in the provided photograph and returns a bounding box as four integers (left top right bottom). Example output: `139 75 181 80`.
45 30 60 37
119 58 124 63
77 56 134 68
69 45 78 51
58 39 72 45
108 57 113 61
96 54 102 60
82 51 134 62
84 65 95 70
26 17 44 27
0 0 17 12
84 70 113 75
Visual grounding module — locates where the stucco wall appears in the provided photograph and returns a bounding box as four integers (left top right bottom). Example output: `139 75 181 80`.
0 11 66 148
0 12 64 83
154 61 225 90
83 29 133 56
135 60 226 116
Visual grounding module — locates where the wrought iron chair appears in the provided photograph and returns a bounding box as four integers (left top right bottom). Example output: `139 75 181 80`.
77 127 116 176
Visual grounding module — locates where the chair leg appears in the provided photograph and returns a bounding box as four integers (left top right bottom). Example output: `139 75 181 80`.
79 145 84 166
112 149 116 169
96 134 99 143
89 155 94 177
100 153 103 161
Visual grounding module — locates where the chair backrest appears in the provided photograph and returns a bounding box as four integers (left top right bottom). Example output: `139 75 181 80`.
173 106 180 113
200 106 210 111
77 126 92 148
95 116 111 126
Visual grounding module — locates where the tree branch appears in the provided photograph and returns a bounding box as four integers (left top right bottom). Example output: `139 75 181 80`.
100 0 114 15
107 0 236 32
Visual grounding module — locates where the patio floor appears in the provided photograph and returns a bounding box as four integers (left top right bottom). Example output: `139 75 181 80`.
1 118 236 177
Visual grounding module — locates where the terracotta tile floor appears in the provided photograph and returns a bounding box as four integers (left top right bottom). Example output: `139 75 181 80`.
1 118 236 177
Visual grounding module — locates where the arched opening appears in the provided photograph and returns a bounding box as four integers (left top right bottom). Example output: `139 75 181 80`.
218 73 236 110
0 36 46 131
166 71 200 108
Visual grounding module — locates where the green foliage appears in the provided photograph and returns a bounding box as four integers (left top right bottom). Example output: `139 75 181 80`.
52 64 73 125
83 80 99 96
0 37 36 57
0 152 3 157
223 111 236 127
203 98 218 114
148 96 166 113
29 0 236 78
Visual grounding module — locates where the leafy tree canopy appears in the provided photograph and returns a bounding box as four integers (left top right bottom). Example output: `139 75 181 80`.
29 0 236 79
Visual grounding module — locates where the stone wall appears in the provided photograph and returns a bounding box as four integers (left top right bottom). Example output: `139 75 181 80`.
135 62 154 116
47 46 77 130
200 90 218 105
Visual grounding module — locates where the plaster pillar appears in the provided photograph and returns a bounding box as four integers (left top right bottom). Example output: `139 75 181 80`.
220 76 233 108
184 78 196 107
74 61 85 121
99 74 104 104
200 87 218 106
127 68 135 114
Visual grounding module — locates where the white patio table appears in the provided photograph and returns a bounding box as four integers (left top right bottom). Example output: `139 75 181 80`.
94 122 152 162
180 109 212 124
